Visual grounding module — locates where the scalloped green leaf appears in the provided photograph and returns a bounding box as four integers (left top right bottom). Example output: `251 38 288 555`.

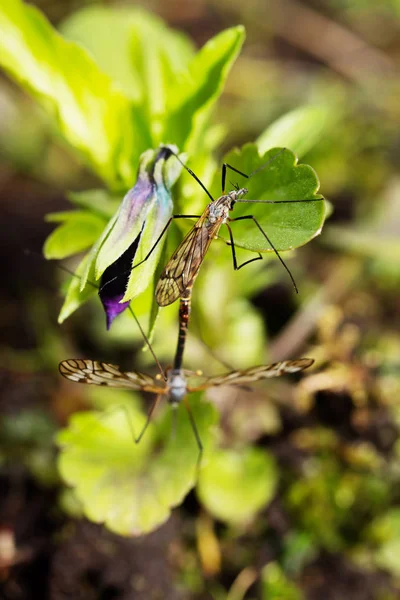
0 0 150 189
57 391 218 536
211 145 325 252
163 26 245 153
43 211 106 260
197 446 278 524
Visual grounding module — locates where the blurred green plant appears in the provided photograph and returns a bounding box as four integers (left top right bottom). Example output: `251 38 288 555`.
0 409 59 486
58 389 218 535
261 562 303 600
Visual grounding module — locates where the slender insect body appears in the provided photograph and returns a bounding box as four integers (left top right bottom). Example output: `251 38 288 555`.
166 368 188 405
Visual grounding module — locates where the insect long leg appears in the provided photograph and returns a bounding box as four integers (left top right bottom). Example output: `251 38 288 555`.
128 306 166 381
229 215 299 293
221 148 287 192
236 198 323 204
135 394 163 444
183 395 203 469
225 223 263 271
166 150 215 201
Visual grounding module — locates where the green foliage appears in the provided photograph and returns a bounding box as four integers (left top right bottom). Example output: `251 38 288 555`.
60 6 195 105
261 563 303 600
257 104 341 159
367 509 400 576
0 409 59 486
162 26 245 154
57 384 282 535
197 447 277 524
0 0 146 189
285 451 391 552
0 1 244 189
44 211 106 259
57 390 219 536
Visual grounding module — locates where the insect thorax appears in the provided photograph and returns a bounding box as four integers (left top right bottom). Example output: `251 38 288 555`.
167 369 187 405
208 188 248 224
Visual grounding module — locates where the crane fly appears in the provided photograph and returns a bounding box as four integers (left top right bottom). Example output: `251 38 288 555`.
59 356 314 459
56 264 315 460
100 147 324 309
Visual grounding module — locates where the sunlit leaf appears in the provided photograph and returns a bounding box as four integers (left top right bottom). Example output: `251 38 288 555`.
163 26 245 153
58 253 98 324
197 446 277 524
44 211 106 259
57 390 218 536
0 0 151 188
211 145 325 252
60 6 194 108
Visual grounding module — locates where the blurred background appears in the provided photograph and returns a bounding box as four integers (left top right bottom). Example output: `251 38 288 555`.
1 0 400 598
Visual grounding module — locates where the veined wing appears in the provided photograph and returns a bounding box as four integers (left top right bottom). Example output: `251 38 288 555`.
156 212 221 307
188 358 314 390
59 359 164 393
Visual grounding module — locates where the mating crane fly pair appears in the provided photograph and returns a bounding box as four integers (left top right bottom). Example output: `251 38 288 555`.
59 147 322 454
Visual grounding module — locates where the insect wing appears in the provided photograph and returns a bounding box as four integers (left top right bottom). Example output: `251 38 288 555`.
188 358 314 390
156 214 215 306
59 359 163 393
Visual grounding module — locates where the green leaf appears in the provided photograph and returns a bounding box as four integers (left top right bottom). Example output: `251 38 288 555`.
43 211 106 259
197 446 277 524
163 26 245 153
60 6 194 107
58 253 98 323
67 189 124 220
257 105 341 158
57 390 218 536
212 145 325 252
0 0 151 188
